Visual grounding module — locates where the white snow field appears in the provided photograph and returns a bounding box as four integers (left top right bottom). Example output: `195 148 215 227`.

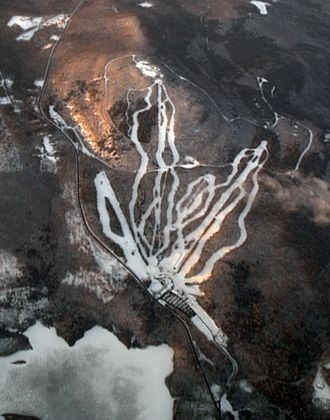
0 322 174 420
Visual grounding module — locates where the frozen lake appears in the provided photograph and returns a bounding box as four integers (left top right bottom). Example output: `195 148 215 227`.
0 322 174 420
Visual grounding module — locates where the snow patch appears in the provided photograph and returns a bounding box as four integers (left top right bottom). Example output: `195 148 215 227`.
0 251 23 282
7 16 43 31
4 78 14 89
49 105 69 130
0 322 174 420
133 56 161 79
220 393 239 419
16 27 40 41
42 135 57 161
239 379 254 393
139 2 154 8
0 287 48 332
194 341 214 366
211 383 221 401
42 43 53 51
63 189 128 303
43 14 69 29
62 264 126 304
36 135 58 173
250 1 270 15
65 208 90 252
313 363 330 411
63 183 128 299
0 97 11 105
91 241 127 280
0 72 13 106
34 79 44 88
191 316 214 341
7 14 69 42
62 183 91 254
